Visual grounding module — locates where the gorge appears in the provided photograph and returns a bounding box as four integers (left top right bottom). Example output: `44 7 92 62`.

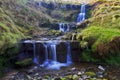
0 0 120 80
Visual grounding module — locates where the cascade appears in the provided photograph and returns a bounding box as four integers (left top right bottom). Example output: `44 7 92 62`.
66 42 72 64
40 40 72 70
59 23 65 32
23 40 73 70
50 44 57 62
33 42 39 64
77 4 86 22
59 23 70 32
66 24 70 32
43 43 49 62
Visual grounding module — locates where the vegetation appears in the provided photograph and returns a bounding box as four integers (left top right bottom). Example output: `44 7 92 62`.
76 1 120 66
15 58 33 67
0 0 120 78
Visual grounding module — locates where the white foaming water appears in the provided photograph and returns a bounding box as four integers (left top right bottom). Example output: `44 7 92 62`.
59 23 70 32
66 42 72 64
40 41 72 70
23 40 72 70
33 42 39 64
77 4 86 22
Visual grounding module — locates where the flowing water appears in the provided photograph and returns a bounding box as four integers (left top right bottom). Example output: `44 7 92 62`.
66 42 72 64
59 23 70 32
77 4 86 22
33 42 39 64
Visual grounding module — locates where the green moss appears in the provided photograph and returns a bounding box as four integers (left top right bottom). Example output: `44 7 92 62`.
85 72 96 77
80 41 88 49
15 58 33 67
82 49 100 62
105 55 120 66
44 76 50 79
48 30 62 36
78 26 120 52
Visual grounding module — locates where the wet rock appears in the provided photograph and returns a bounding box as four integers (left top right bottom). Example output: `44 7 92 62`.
27 69 34 74
26 75 33 80
97 71 104 78
98 65 105 71
71 67 76 71
35 73 39 76
37 77 42 80
77 72 82 76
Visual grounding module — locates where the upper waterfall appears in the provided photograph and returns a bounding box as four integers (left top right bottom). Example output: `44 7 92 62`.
77 4 86 22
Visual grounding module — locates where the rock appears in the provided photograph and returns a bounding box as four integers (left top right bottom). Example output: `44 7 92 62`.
66 75 73 80
42 79 48 80
71 67 76 71
98 65 105 71
54 77 61 80
80 68 86 74
27 69 34 74
34 66 38 69
73 74 79 80
37 77 42 80
26 75 33 80
35 73 39 76
81 75 89 79
78 78 83 80
97 71 104 78
78 72 82 76
8 76 15 79
85 71 96 77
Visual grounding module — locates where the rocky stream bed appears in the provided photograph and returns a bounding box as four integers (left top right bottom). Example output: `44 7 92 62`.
2 63 120 80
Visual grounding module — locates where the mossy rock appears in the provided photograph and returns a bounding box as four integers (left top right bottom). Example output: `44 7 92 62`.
44 75 50 79
61 78 67 80
85 71 96 77
15 58 33 67
48 30 62 36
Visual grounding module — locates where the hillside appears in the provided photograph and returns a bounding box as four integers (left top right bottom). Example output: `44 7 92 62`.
0 0 120 79
77 1 120 65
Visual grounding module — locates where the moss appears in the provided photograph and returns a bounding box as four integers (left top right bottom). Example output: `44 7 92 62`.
85 72 96 77
44 75 50 79
15 58 33 67
78 26 120 52
80 41 88 49
48 30 62 36
105 55 120 66
82 49 100 62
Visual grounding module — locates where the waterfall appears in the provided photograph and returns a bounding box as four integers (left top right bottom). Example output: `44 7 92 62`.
23 40 72 70
50 44 57 62
77 4 86 22
43 43 49 62
66 24 70 32
33 42 39 64
59 23 65 32
59 23 70 32
66 42 72 64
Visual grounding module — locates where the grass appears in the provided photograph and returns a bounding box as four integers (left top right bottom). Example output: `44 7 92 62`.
78 26 120 51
